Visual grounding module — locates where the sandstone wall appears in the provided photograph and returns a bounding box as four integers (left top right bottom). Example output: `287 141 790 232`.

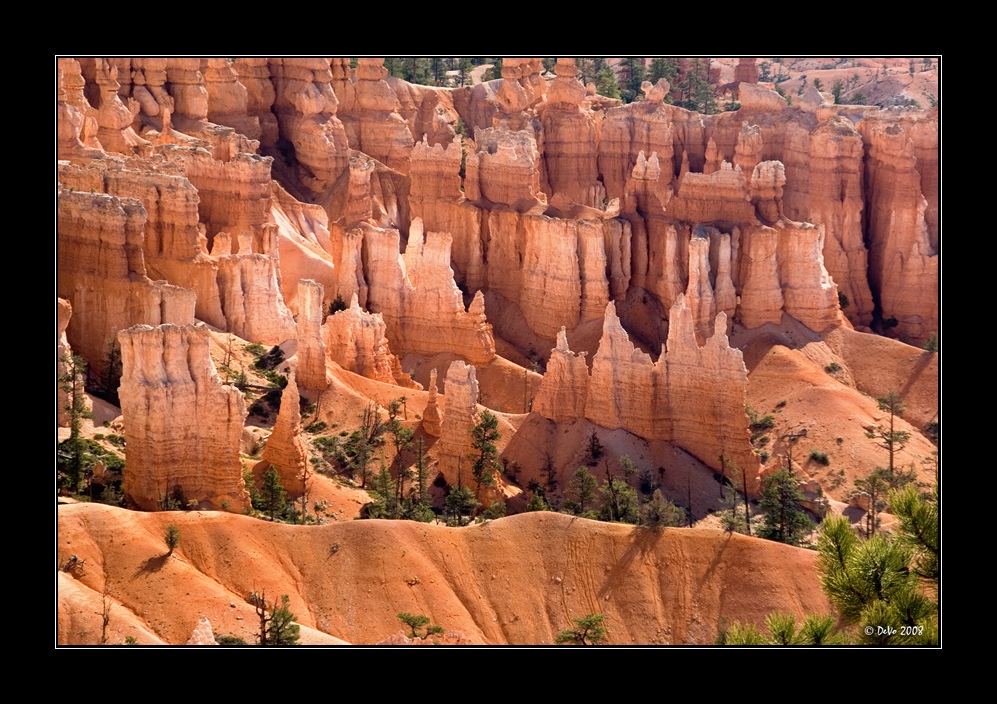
57 188 195 372
118 324 250 511
534 299 759 490
363 218 495 365
860 119 938 342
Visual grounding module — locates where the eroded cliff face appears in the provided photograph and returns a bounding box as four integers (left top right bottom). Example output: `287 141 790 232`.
58 145 296 347
268 58 350 195
363 218 496 365
860 118 938 342
118 324 250 511
57 57 938 516
57 299 93 427
324 294 416 387
534 299 759 491
335 58 415 173
57 188 195 374
782 117 873 326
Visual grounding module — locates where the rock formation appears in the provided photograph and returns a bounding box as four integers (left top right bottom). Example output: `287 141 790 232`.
57 59 103 161
436 361 479 487
57 299 92 427
80 58 149 156
57 187 195 374
186 616 219 645
422 368 443 437
341 58 414 173
540 58 602 207
473 128 547 210
534 300 759 491
202 58 261 141
118 324 250 511
55 55 938 513
530 328 588 422
58 137 295 347
782 117 873 326
233 58 279 147
323 294 416 387
734 58 759 85
261 371 309 490
860 119 938 342
363 218 496 365
268 58 350 195
295 279 329 391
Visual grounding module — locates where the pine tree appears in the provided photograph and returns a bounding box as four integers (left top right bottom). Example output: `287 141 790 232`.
564 467 599 517
445 484 479 526
253 592 300 646
641 489 684 527
470 411 501 496
397 612 431 638
344 403 384 488
649 57 679 86
261 466 286 521
817 513 937 644
867 391 911 482
757 468 813 546
555 614 608 645
368 464 399 519
164 524 181 556
855 467 889 537
595 65 620 99
889 484 939 584
599 464 639 524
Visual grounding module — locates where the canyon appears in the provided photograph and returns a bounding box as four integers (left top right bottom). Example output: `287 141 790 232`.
57 57 939 646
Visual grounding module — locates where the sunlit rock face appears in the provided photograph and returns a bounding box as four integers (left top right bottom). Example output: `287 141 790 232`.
119 323 250 512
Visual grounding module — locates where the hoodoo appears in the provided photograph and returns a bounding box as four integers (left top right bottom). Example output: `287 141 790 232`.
57 56 939 646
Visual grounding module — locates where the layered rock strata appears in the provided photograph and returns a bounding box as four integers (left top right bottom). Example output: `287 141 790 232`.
268 58 350 194
118 324 250 511
57 188 195 372
295 279 329 391
859 119 938 342
781 117 873 326
436 361 479 487
363 218 495 365
533 299 759 491
324 294 416 387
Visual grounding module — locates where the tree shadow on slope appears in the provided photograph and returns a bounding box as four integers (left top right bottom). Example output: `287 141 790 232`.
132 553 170 579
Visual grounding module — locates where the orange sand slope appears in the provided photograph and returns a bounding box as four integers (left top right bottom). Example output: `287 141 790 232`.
58 504 831 645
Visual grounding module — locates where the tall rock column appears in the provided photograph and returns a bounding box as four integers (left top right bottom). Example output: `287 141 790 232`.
861 120 938 342
436 361 480 487
57 188 195 374
782 118 872 326
296 279 329 391
261 371 309 491
422 369 443 437
541 58 601 207
532 328 589 422
118 324 250 512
